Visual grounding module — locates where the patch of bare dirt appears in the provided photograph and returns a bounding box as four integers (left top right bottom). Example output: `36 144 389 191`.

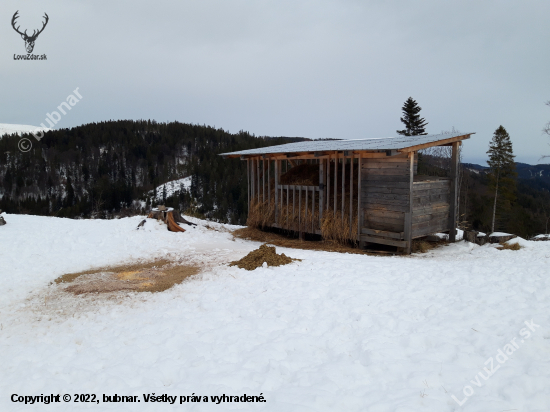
229 244 300 270
55 260 200 295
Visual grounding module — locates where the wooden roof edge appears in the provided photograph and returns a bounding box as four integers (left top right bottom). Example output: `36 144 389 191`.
397 133 474 153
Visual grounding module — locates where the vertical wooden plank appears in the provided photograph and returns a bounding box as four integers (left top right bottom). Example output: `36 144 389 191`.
449 142 460 242
312 186 315 232
326 156 331 211
256 157 261 203
299 185 302 239
358 155 363 246
334 153 337 217
274 160 279 224
319 159 324 227
286 185 290 230
251 158 255 202
262 159 266 203
268 160 271 204
247 159 250 213
293 186 296 230
342 155 345 221
350 156 353 239
305 186 308 230
404 152 414 254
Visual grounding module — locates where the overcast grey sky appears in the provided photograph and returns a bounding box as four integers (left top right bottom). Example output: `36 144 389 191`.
1 0 549 164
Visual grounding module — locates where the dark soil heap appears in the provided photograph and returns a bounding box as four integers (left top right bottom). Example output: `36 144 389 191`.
229 244 300 270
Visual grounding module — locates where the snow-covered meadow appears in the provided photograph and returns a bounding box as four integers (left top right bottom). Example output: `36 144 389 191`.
1 214 549 411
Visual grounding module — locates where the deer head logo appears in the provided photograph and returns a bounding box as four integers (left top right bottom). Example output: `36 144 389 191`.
11 11 49 54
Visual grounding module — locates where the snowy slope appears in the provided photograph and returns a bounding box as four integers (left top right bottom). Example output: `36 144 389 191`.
1 214 549 411
149 176 192 203
0 123 51 137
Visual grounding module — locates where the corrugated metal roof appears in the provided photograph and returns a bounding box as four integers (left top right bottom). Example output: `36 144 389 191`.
220 132 473 157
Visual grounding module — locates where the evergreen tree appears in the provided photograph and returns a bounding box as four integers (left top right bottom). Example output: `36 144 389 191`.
396 97 428 136
487 125 517 233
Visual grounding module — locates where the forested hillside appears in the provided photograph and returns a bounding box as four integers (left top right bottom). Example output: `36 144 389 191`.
0 120 306 224
421 155 550 238
1 121 549 237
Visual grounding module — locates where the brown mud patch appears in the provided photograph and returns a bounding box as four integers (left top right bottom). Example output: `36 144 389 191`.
229 244 300 270
55 260 200 294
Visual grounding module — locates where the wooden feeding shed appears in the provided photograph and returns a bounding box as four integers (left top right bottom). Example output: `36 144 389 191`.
220 132 474 254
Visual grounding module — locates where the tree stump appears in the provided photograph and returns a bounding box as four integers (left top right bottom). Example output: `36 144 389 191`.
147 207 186 233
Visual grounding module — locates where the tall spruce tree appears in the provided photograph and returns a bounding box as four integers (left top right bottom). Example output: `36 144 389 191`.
487 125 517 233
396 97 428 136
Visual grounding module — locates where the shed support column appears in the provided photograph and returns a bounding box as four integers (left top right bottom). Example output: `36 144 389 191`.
263 159 266 203
251 158 255 202
358 155 363 247
334 153 337 217
274 160 279 224
268 160 271 204
350 155 353 239
449 142 460 242
326 156 331 211
404 151 414 254
319 159 324 228
247 159 250 213
342 155 345 221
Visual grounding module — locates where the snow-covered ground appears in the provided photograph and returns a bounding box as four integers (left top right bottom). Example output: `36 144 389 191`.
1 214 549 411
0 123 51 138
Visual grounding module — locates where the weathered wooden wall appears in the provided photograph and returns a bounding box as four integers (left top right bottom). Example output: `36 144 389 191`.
360 154 416 234
411 179 451 238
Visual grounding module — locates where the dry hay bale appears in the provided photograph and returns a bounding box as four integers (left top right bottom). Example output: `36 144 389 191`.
280 163 320 186
229 244 300 271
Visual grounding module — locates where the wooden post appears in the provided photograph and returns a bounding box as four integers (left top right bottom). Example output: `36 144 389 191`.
262 159 266 203
342 155 345 221
350 155 353 239
286 185 290 230
449 142 460 242
319 159 324 228
299 185 302 240
251 158 255 201
247 159 250 213
305 186 308 232
256 158 260 203
292 186 296 230
326 156 331 211
334 153 337 217
404 151 414 254
312 186 316 233
268 160 271 204
358 155 363 247
274 160 279 224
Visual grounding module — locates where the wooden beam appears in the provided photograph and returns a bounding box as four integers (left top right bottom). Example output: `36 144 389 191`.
361 228 404 239
398 134 472 153
449 141 460 242
360 235 409 248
